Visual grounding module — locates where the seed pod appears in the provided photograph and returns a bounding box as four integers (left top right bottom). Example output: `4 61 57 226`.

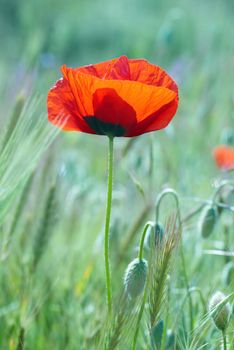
199 205 218 238
124 258 148 299
208 291 232 331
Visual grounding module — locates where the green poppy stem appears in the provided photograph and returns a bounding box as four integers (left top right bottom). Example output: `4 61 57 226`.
138 221 155 260
104 136 114 316
133 221 154 350
132 286 147 350
222 331 227 350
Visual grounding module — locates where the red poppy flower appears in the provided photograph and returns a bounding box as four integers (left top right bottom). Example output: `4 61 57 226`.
47 56 179 137
213 145 234 170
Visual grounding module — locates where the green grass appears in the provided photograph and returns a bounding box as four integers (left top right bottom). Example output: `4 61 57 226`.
0 0 234 349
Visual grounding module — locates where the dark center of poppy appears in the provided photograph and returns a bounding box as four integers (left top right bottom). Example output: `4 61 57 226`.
83 116 125 137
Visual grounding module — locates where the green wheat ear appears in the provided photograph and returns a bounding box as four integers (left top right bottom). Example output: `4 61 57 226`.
0 95 60 225
148 215 181 330
199 205 218 238
32 184 57 269
0 93 25 152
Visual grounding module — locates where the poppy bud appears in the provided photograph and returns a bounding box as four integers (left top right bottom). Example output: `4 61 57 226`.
150 320 164 349
208 291 232 331
124 258 148 299
166 329 175 349
221 128 234 146
145 223 164 250
222 262 234 286
154 223 164 247
199 205 218 238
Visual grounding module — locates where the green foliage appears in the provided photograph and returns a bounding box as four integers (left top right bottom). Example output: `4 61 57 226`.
148 217 181 330
32 183 57 269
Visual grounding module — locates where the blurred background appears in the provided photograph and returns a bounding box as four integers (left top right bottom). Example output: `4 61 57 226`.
0 0 234 349
1 0 233 190
1 0 234 162
1 0 234 94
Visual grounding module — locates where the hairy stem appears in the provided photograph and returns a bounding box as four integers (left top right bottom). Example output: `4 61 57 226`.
222 330 227 350
138 221 155 260
180 243 194 332
132 288 147 350
104 136 114 316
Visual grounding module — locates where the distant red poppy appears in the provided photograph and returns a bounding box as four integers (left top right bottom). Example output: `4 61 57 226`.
47 56 179 137
213 145 234 170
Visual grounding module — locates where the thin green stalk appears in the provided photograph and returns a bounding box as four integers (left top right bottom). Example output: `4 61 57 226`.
181 203 205 224
132 287 147 350
180 244 194 333
188 287 207 314
104 136 114 316
212 181 234 202
138 221 155 260
16 327 25 350
132 221 155 349
155 188 181 225
222 330 227 350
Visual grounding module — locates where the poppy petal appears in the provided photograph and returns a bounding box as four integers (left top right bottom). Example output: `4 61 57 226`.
47 77 94 133
128 59 178 92
213 145 234 170
61 65 94 118
76 56 177 93
92 88 136 130
62 66 177 128
127 97 179 136
77 56 131 80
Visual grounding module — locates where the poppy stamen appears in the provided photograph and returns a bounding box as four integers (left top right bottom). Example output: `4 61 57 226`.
83 116 125 137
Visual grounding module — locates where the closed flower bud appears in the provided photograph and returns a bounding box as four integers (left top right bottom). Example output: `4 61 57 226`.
166 329 175 349
145 223 164 250
124 258 148 299
154 223 164 247
208 291 232 331
221 128 234 146
151 320 164 349
199 205 218 238
222 262 234 286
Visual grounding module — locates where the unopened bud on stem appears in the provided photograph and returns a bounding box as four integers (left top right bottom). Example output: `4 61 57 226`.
208 291 232 331
199 205 218 238
124 258 148 299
